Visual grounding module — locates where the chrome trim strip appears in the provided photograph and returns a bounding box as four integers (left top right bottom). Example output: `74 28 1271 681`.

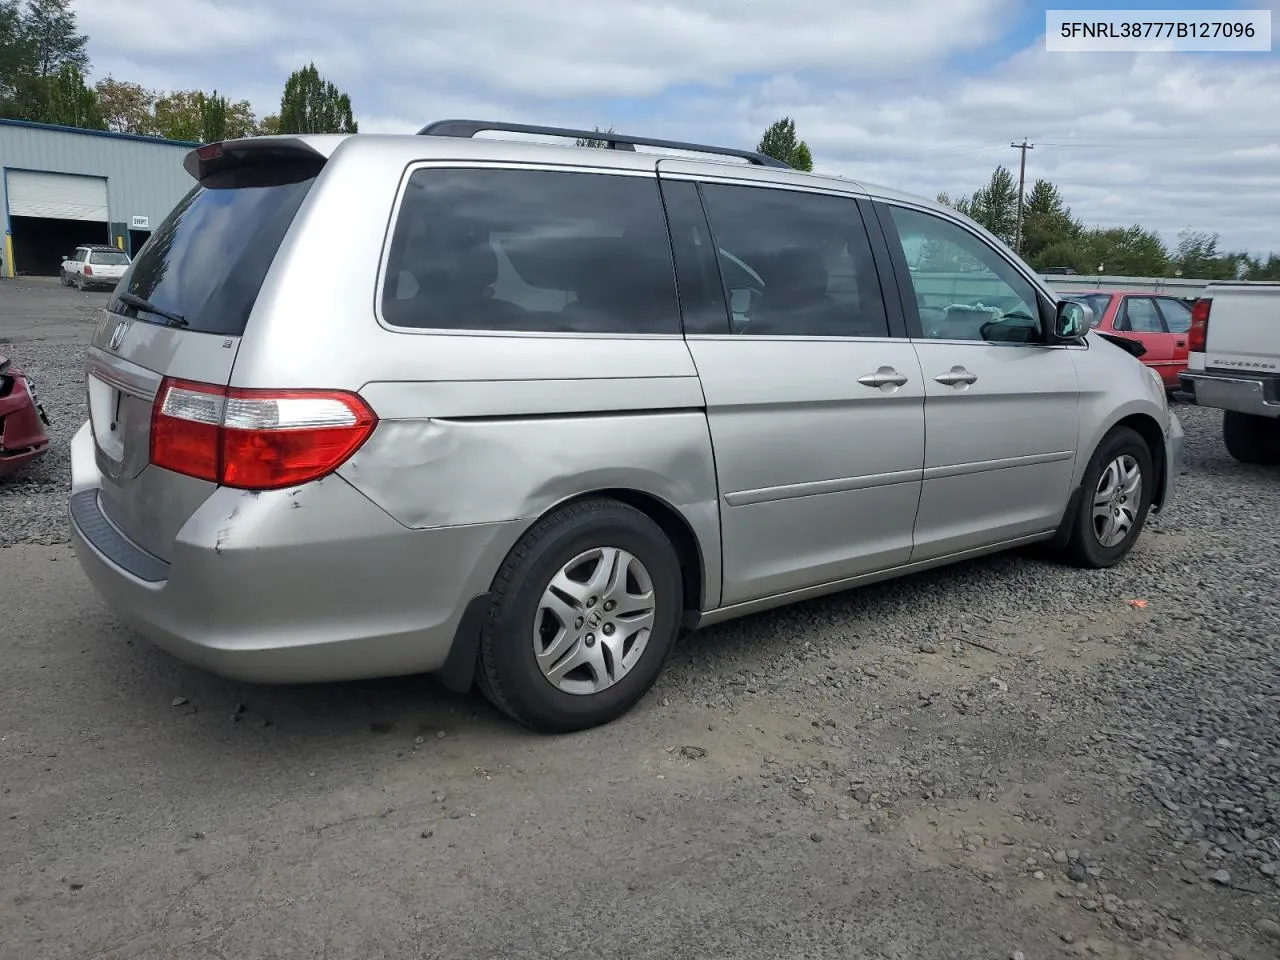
922 450 1075 481
724 468 923 507
85 347 159 401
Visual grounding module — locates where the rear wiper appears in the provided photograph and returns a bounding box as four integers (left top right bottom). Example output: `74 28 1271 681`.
117 292 188 328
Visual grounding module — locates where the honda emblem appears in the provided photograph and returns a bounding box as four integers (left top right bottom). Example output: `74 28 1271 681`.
109 318 132 352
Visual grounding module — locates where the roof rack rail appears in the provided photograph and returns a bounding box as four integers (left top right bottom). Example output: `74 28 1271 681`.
417 119 791 169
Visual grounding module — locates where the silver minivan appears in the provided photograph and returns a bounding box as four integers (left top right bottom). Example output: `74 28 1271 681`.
68 120 1183 733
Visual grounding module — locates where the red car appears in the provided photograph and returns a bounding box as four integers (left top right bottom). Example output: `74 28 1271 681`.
1066 291 1193 390
0 353 51 477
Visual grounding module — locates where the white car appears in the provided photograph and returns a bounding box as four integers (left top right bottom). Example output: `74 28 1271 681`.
61 245 131 291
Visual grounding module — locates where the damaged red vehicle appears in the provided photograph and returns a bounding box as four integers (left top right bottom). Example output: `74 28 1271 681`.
0 353 51 477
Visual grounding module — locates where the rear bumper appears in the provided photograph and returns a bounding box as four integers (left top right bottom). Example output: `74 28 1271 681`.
67 420 524 684
1179 370 1280 418
0 369 51 477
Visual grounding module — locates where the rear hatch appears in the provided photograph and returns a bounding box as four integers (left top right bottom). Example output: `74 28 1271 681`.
86 139 329 561
84 249 132 283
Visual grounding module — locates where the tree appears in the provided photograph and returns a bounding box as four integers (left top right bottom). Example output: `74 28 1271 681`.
200 89 227 143
757 116 813 171
278 62 357 134
21 0 87 78
936 191 975 219
94 76 156 134
967 166 1019 246
39 63 102 129
1020 179 1083 268
790 140 813 173
224 98 256 138
254 113 281 136
575 125 615 148
0 0 32 110
152 89 203 141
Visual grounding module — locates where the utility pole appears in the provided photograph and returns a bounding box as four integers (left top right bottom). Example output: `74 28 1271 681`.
1011 139 1034 255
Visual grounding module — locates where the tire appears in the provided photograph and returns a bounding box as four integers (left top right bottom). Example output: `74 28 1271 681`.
59 270 69 286
477 497 684 734
1222 411 1280 466
1064 426 1155 569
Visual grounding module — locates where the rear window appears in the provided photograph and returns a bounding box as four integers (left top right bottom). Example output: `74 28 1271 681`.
112 160 322 336
89 249 130 265
381 168 680 335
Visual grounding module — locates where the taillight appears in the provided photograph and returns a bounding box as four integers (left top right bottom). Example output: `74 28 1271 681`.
149 378 377 490
1188 298 1211 353
83 265 93 276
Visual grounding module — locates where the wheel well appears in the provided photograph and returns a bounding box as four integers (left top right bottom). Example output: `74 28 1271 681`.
561 488 706 614
1113 413 1167 509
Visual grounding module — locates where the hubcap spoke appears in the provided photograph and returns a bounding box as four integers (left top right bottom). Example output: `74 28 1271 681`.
534 545 657 696
535 623 580 675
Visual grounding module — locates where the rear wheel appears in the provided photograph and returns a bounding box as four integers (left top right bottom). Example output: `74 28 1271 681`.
1064 426 1155 568
477 498 684 733
1222 411 1280 466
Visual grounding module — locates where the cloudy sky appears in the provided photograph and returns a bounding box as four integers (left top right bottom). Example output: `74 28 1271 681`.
73 0 1280 254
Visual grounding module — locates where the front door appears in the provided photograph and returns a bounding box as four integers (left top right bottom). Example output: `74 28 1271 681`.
875 202 1082 562
659 173 926 607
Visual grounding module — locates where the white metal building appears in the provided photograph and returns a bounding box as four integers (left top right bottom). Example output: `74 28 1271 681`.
1 118 197 278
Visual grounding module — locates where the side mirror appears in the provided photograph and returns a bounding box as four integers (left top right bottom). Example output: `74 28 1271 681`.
1053 299 1091 341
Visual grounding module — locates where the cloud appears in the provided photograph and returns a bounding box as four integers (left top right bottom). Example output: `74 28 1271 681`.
71 0 1280 253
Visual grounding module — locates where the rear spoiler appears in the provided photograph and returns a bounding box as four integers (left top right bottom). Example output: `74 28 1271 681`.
182 135 349 181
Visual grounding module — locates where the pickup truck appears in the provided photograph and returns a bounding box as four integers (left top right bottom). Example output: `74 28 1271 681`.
1179 281 1280 465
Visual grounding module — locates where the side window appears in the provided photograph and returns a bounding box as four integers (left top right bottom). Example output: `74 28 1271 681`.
660 180 730 335
382 168 680 335
1156 297 1192 335
886 205 1043 343
1119 297 1164 333
697 183 889 338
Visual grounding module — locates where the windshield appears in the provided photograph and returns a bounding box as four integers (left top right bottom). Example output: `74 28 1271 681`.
111 160 322 336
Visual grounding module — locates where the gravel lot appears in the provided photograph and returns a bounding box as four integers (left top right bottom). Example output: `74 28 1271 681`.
2 279 1278 960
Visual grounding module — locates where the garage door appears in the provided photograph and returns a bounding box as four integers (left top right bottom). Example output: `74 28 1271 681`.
6 170 109 221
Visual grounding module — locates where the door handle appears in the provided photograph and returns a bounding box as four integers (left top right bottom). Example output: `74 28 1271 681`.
857 367 909 388
934 366 978 386
1176 340 1186 347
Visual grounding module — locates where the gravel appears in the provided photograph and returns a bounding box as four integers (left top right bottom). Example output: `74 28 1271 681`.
0 279 103 547
2 278 1278 957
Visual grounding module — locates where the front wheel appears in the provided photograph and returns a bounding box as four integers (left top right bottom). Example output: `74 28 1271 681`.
477 498 684 733
1064 426 1155 568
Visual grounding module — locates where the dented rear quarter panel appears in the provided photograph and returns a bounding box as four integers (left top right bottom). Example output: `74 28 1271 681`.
339 373 724 611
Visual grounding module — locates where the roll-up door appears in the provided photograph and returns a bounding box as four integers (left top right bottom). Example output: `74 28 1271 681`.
6 171 109 221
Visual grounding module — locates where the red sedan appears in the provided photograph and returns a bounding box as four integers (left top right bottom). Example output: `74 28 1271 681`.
0 353 51 478
1065 291 1193 390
